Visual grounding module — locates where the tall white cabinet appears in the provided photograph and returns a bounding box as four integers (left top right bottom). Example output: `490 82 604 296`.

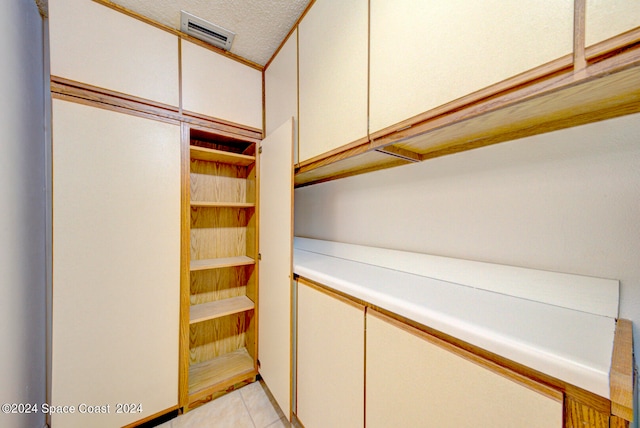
51 100 181 428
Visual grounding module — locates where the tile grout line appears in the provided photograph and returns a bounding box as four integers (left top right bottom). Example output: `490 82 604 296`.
239 388 259 428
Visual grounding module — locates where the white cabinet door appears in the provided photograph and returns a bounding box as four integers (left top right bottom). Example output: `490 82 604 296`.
265 30 299 163
366 311 563 428
181 40 262 130
296 280 364 428
49 0 179 107
298 0 368 162
258 118 294 418
585 0 640 47
51 100 180 428
369 0 574 134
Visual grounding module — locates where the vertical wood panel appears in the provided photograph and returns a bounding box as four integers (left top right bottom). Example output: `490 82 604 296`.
565 396 610 428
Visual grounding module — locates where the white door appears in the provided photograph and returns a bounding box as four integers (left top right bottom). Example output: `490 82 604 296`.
51 99 180 428
258 118 294 418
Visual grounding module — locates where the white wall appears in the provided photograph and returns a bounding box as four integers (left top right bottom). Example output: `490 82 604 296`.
0 1 46 427
295 113 640 424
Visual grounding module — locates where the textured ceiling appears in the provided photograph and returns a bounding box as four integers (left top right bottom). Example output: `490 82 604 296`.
108 0 311 66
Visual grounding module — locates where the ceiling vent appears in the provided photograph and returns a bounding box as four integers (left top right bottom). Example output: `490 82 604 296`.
180 11 235 51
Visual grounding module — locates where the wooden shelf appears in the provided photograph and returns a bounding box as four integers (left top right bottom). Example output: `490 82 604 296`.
190 146 255 166
190 296 255 324
190 256 255 272
190 201 256 208
188 347 255 395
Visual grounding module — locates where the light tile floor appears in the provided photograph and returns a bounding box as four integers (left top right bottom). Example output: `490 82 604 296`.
158 381 290 428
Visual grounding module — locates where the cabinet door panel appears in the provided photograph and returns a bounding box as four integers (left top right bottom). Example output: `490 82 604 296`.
298 0 368 162
297 281 364 428
52 100 180 428
265 30 299 163
49 0 179 107
366 312 563 428
258 119 294 418
370 0 574 134
182 40 262 129
585 0 640 47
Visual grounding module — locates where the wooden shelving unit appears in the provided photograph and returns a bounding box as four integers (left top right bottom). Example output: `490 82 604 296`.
182 128 259 409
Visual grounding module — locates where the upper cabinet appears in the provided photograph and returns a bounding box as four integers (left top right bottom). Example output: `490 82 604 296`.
585 0 640 47
181 40 263 130
298 0 369 163
49 0 179 107
369 0 574 135
265 30 299 163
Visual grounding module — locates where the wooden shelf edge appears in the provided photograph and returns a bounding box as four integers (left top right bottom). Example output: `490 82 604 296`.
610 318 635 422
190 296 255 324
190 201 256 208
188 348 256 396
190 256 255 271
190 145 256 166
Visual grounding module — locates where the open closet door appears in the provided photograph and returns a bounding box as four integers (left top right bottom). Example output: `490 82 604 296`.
258 118 294 419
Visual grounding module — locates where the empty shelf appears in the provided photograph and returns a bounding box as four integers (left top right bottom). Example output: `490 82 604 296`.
188 348 255 395
190 256 255 271
190 146 255 166
190 296 255 324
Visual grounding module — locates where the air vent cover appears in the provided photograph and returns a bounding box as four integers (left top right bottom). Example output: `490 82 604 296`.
180 11 235 51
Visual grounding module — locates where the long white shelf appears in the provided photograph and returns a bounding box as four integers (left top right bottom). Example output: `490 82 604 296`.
293 237 619 400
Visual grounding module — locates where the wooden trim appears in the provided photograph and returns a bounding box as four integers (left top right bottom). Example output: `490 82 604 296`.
121 405 180 428
298 278 365 311
182 110 263 141
178 123 190 410
586 27 640 60
50 77 265 142
50 77 179 113
573 0 587 72
565 395 610 428
50 76 181 124
91 0 264 71
610 319 635 422
178 38 183 114
264 0 317 71
375 146 421 162
296 139 371 173
186 370 258 410
367 309 564 403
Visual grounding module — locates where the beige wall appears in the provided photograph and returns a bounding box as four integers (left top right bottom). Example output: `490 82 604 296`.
295 113 640 424
0 1 46 428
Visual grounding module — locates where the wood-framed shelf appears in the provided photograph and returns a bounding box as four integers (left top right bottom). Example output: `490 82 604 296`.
183 127 259 412
188 347 256 395
190 201 256 208
190 256 256 272
190 145 255 166
190 296 255 324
